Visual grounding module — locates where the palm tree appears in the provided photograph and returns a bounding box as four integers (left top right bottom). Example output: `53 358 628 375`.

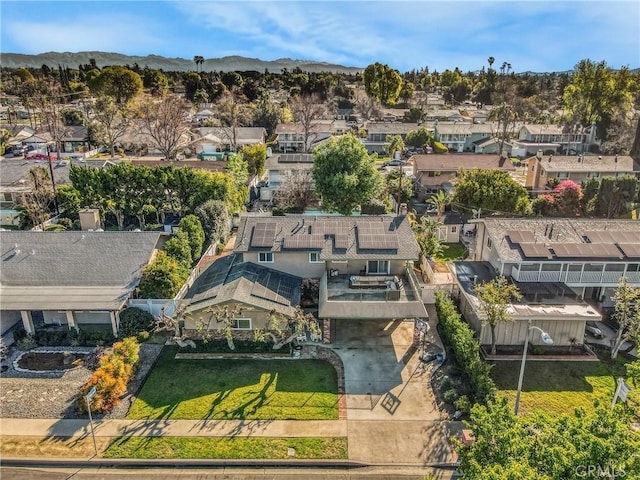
487 56 495 71
193 55 204 73
500 62 507 75
506 63 512 75
428 190 449 223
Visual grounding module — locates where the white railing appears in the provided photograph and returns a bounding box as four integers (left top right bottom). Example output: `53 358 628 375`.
518 271 540 282
539 271 561 282
581 271 603 283
625 272 640 284
566 271 582 283
602 272 625 284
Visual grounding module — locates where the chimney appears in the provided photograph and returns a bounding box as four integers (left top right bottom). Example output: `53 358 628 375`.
548 154 553 162
536 149 543 160
399 203 408 216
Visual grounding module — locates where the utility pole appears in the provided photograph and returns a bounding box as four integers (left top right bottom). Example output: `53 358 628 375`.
396 165 402 214
46 144 60 215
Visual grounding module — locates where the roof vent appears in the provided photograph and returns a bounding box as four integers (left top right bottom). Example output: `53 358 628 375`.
31 249 35 256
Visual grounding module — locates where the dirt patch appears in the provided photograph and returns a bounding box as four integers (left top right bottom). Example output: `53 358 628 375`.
17 352 86 371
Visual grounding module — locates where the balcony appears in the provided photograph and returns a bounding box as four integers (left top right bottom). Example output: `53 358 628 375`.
319 269 428 320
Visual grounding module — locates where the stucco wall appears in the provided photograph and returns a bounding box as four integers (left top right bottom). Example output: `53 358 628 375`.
0 310 21 335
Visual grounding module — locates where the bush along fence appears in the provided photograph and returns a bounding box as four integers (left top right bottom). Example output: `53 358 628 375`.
435 291 496 405
77 337 140 415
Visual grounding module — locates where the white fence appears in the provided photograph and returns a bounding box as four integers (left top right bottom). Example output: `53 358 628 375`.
128 298 179 319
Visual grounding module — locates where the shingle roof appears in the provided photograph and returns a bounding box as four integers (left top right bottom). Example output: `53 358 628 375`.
521 124 565 135
0 158 120 188
234 214 420 261
0 231 161 287
365 122 420 134
183 254 301 316
527 155 638 173
480 218 640 262
198 127 265 143
435 122 495 135
413 154 514 172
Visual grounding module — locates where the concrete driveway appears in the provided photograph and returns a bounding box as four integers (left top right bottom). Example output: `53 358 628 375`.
330 319 454 466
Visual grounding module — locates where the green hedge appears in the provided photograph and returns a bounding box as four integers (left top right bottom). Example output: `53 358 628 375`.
435 291 496 404
179 339 281 354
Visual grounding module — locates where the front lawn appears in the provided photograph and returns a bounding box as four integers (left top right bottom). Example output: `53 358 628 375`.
491 354 639 415
127 347 339 420
104 436 348 459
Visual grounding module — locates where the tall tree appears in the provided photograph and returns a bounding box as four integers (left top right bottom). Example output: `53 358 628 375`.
194 199 230 246
474 276 522 355
363 62 403 105
259 307 321 350
452 169 531 215
386 134 404 158
193 55 205 73
216 90 253 151
610 277 640 359
91 95 129 158
289 93 328 152
136 95 193 161
312 134 383 215
178 214 205 261
240 144 267 178
138 251 189 299
405 127 433 149
563 59 635 132
90 66 143 105
18 167 54 229
273 170 317 213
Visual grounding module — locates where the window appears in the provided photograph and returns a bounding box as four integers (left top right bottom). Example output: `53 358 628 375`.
540 168 545 177
587 172 600 179
309 252 322 263
451 226 457 233
258 252 274 263
367 260 389 274
487 238 493 250
231 318 252 330
556 172 569 179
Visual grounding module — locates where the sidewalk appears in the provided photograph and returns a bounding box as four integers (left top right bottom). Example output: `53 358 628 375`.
0 418 347 439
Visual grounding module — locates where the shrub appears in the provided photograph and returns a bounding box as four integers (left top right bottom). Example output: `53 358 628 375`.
455 395 472 414
444 388 459 404
137 330 150 342
435 291 496 405
118 307 155 339
431 141 448 154
361 199 387 215
144 223 163 231
78 337 140 415
57 217 74 230
78 329 115 347
35 329 70 346
16 334 37 351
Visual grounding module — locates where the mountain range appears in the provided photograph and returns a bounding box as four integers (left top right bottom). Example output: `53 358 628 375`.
0 51 364 74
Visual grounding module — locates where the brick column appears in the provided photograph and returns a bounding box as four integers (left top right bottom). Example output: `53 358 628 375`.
323 318 331 344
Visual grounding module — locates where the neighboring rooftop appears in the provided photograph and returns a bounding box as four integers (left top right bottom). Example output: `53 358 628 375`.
528 154 639 173
234 214 420 261
479 218 640 262
413 154 514 171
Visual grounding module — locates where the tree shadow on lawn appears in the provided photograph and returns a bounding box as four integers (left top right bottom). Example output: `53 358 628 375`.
490 360 619 393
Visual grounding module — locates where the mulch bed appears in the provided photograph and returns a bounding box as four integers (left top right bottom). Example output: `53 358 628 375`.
17 352 87 371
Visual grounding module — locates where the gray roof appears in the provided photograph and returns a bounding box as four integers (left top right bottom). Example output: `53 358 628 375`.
479 218 640 263
0 285 131 311
0 231 161 287
365 122 420 134
527 155 638 173
265 153 314 172
435 122 495 135
183 254 301 316
0 158 120 189
198 127 266 143
234 214 420 261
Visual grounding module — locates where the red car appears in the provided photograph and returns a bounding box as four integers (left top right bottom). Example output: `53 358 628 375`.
25 153 47 160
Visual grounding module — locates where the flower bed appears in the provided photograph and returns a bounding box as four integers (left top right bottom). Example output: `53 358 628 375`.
13 349 91 374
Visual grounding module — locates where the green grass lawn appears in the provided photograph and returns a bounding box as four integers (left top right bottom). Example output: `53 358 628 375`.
103 436 348 459
491 353 639 416
435 243 467 262
127 347 339 420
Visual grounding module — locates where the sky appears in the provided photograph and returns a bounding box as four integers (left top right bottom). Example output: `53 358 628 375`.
1 0 639 73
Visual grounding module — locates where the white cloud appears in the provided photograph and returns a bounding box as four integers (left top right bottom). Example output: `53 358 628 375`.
3 13 163 54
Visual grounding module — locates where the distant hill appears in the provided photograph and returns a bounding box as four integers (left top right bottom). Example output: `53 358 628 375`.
0 51 363 74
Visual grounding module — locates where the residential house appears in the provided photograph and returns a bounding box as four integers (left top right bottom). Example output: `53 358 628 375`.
260 153 314 201
472 218 640 305
525 153 639 191
433 122 499 153
0 231 163 336
275 120 346 153
196 126 266 154
412 154 515 200
181 214 428 343
423 109 465 122
363 122 420 154
194 109 216 123
511 124 599 157
453 261 602 349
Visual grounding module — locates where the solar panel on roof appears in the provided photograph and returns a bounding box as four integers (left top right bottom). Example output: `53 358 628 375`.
550 243 623 258
616 231 640 244
519 243 551 258
506 230 535 244
617 243 640 258
282 234 325 249
250 222 277 248
583 231 616 243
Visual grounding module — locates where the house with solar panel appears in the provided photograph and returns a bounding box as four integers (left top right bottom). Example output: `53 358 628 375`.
452 218 640 349
180 214 428 343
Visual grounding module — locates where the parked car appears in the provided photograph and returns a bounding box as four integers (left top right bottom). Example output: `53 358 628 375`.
25 152 47 160
585 322 604 339
383 159 407 167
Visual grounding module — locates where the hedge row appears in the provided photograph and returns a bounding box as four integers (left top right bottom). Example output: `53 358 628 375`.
435 291 496 405
77 337 140 414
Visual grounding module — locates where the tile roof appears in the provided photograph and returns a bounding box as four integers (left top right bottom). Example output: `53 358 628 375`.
527 155 638 173
413 154 514 172
479 218 640 262
234 214 420 261
183 254 301 316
